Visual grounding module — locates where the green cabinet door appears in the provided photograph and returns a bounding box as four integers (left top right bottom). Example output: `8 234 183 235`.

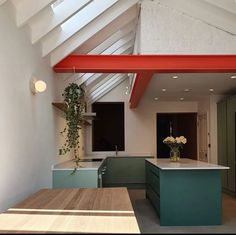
217 100 228 189
146 162 160 215
53 170 98 188
105 156 152 189
227 96 236 193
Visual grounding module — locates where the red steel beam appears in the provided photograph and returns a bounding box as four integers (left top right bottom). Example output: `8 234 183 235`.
53 54 236 73
54 54 236 108
129 72 154 109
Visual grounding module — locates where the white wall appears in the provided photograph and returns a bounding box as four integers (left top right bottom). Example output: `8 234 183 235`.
139 0 236 54
0 3 57 212
85 80 198 157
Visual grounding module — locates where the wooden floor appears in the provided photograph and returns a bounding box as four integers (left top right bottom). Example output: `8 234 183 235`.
0 188 140 234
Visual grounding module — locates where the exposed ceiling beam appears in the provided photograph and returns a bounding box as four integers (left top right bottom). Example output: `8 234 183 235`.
85 73 111 89
101 32 134 54
11 0 55 27
129 72 154 109
55 54 236 109
77 73 102 87
54 55 236 73
74 37 134 85
82 43 134 86
73 20 136 55
29 0 92 44
87 74 127 104
157 0 236 35
50 0 139 66
112 41 133 54
69 19 137 83
42 0 119 57
73 23 136 81
86 74 116 95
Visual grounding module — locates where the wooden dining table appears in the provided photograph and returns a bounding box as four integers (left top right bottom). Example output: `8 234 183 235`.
0 187 140 234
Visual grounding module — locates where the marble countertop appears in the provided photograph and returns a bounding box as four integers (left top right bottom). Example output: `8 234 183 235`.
146 158 229 170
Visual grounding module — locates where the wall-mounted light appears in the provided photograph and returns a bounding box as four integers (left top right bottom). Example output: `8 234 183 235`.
31 78 47 94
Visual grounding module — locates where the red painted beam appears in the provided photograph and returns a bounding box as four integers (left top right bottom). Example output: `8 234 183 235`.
129 72 154 109
54 54 236 73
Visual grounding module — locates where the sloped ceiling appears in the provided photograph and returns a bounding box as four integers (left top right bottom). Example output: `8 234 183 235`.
6 0 140 104
2 0 236 104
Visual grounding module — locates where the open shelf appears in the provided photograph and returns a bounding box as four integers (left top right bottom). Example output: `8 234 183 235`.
52 102 96 126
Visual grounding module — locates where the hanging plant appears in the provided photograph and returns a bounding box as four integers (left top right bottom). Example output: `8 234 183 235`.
59 83 86 173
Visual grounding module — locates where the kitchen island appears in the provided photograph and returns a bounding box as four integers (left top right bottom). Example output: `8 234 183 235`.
145 158 229 226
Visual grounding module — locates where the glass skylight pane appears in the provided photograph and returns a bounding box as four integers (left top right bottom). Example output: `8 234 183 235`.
51 0 64 9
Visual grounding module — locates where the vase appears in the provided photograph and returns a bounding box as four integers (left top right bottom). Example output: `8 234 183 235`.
170 148 180 162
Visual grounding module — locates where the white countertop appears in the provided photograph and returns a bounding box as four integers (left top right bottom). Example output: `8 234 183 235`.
53 160 103 171
53 155 154 171
146 158 229 170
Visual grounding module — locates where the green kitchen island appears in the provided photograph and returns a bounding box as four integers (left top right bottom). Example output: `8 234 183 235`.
145 158 229 226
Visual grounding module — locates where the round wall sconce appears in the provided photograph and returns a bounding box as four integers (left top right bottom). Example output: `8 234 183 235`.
31 78 47 94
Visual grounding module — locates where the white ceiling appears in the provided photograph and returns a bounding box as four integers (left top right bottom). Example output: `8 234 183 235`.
144 73 236 101
2 0 236 103
4 0 140 104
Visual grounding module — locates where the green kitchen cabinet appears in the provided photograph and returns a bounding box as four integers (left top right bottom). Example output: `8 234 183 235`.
52 156 153 189
146 160 222 226
105 156 153 189
217 96 236 195
53 169 99 188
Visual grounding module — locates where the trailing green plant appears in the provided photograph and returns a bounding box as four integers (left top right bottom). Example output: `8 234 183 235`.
59 83 86 174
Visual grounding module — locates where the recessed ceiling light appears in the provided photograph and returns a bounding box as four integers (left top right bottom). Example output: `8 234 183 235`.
172 76 179 79
154 97 159 101
230 75 236 79
180 97 184 101
209 88 214 92
184 88 191 92
162 88 167 92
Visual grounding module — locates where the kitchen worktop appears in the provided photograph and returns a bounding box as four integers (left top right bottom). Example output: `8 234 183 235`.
146 158 229 170
53 155 154 171
53 160 103 170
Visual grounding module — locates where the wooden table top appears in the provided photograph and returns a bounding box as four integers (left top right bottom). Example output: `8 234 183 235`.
0 188 140 234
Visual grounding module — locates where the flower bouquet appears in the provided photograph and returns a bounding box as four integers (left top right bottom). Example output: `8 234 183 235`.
163 136 187 161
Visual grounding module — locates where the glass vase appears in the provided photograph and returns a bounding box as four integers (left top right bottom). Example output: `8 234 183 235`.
170 148 180 162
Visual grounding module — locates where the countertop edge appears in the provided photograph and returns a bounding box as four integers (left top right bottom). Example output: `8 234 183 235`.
53 156 154 171
145 158 230 170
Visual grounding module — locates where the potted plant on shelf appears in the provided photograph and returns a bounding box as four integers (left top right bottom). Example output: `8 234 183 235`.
59 83 86 174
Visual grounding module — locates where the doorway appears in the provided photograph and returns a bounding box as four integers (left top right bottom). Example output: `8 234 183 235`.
156 113 197 159
198 113 209 162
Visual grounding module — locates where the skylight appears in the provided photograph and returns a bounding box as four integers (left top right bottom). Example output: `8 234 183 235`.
51 0 64 9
